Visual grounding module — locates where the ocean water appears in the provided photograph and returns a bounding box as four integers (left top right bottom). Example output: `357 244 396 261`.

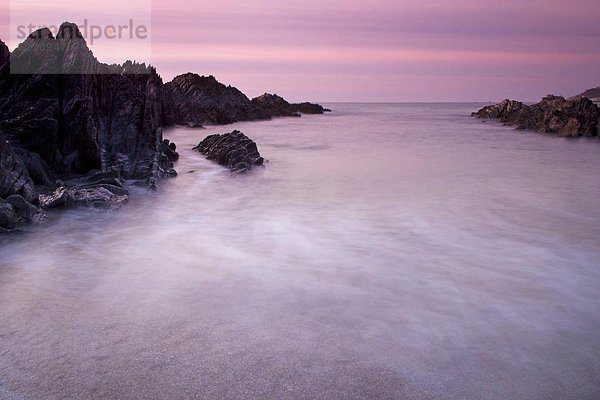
1 103 599 399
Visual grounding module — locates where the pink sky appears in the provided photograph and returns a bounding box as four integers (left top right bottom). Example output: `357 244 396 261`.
2 0 600 101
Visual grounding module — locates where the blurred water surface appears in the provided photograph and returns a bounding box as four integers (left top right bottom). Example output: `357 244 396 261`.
1 103 599 399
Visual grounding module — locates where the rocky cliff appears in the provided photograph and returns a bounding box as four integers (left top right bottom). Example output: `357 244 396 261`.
472 95 600 137
0 23 178 230
1 23 176 180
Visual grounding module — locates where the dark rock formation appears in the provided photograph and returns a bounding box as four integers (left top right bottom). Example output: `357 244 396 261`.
1 21 330 231
164 73 267 126
193 130 264 173
471 99 525 120
164 74 330 126
251 93 299 117
0 199 20 231
0 23 178 230
472 95 600 137
0 22 176 181
39 170 129 209
0 133 48 230
251 93 330 117
12 148 55 186
0 132 37 202
5 195 47 223
291 102 332 114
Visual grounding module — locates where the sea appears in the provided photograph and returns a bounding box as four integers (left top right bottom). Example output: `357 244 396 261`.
1 103 599 399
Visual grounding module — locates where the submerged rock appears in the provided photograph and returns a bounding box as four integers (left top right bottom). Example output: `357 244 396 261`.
193 130 264 173
472 95 600 137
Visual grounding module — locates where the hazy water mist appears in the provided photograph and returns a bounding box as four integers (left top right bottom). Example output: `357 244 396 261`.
1 104 599 399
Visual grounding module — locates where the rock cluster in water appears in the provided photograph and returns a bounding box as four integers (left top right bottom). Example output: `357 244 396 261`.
251 93 331 118
164 74 330 126
193 131 264 173
472 95 600 137
0 21 328 231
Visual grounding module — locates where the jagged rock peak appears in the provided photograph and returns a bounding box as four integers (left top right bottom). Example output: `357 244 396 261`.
26 27 55 40
56 22 85 40
170 73 225 89
9 22 100 74
252 93 289 105
254 93 285 101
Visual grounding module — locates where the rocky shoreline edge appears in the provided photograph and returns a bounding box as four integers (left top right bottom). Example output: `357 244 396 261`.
472 95 600 137
0 22 330 232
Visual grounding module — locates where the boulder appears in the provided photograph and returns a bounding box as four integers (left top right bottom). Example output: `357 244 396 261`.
193 130 264 173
